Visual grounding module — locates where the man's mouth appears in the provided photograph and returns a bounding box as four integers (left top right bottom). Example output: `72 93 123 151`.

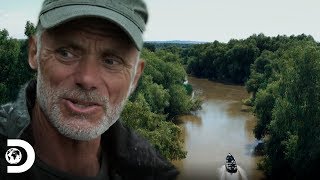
63 98 102 114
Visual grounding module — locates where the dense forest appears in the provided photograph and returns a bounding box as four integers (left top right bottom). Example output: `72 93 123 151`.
159 33 319 179
2 21 320 179
246 38 320 179
0 22 201 161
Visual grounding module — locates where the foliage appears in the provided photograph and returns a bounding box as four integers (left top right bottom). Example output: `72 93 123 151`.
166 84 192 117
136 75 170 114
248 42 320 178
121 48 203 160
184 33 317 85
0 28 35 104
24 21 36 38
245 50 275 99
253 82 278 139
121 94 186 160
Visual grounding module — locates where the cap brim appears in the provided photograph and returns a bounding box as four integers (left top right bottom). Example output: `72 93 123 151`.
40 5 143 50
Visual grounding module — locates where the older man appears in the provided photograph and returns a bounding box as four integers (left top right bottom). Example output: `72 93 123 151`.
0 0 178 179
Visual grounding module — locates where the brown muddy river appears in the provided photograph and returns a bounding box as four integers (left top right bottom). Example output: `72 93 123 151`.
173 76 265 180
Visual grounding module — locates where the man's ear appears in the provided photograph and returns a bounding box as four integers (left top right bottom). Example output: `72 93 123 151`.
28 36 38 70
131 59 145 91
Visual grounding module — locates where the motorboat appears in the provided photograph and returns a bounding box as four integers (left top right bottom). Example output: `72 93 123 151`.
225 153 237 173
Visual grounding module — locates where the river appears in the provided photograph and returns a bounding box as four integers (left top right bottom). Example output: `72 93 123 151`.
172 76 265 180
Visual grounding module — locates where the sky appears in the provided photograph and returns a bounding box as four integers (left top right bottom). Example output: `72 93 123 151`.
0 0 319 42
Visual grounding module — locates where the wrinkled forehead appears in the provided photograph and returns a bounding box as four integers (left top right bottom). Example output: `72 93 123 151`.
45 17 133 44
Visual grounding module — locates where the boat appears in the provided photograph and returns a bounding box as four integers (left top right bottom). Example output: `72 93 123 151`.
225 153 237 173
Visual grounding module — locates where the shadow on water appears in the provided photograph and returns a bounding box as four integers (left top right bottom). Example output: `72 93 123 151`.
245 140 265 156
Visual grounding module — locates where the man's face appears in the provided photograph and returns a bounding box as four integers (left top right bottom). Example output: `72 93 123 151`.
29 18 144 140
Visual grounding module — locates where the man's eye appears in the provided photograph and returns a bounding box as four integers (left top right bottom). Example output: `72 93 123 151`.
55 48 77 60
103 57 125 71
104 58 120 65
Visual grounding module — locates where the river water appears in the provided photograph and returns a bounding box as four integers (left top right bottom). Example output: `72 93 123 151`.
173 76 265 180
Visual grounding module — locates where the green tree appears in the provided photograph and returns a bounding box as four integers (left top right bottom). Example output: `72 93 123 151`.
123 48 200 160
0 29 23 103
258 44 320 179
24 21 36 38
246 50 275 100
138 75 170 114
121 90 186 160
166 84 193 117
253 81 278 139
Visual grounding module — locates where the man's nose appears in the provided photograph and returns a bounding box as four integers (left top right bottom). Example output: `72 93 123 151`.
74 56 100 90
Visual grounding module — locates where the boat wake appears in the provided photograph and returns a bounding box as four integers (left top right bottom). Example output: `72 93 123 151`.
218 165 248 180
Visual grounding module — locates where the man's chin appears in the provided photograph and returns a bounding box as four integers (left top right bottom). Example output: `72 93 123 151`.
49 115 111 141
55 123 107 141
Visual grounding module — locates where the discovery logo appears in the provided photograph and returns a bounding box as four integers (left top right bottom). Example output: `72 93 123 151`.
4 139 35 173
